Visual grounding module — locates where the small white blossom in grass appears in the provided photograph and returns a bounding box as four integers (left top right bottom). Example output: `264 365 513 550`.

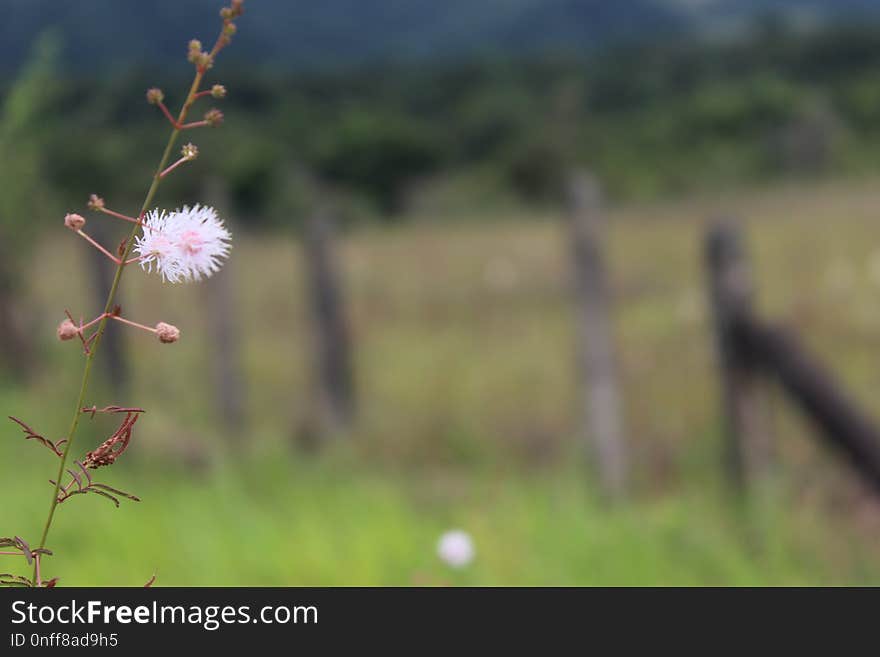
134 205 231 283
437 529 475 569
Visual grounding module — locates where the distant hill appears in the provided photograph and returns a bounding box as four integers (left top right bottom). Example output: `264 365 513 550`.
3 0 880 73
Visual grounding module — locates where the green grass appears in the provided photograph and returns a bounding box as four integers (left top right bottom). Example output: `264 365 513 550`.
5 177 880 585
3 450 878 586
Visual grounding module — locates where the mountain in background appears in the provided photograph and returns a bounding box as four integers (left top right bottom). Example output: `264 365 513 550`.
3 0 880 73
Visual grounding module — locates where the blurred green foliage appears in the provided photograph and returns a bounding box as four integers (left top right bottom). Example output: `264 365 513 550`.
5 22 880 227
0 33 60 378
0 32 59 259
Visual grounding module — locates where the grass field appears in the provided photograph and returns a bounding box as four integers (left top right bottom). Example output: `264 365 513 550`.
5 454 880 586
4 177 880 585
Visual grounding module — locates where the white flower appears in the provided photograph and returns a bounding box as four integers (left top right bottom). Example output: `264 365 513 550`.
134 205 231 283
436 529 475 569
134 209 185 283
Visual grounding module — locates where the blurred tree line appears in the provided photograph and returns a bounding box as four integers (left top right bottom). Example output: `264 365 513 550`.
6 20 880 231
0 34 59 376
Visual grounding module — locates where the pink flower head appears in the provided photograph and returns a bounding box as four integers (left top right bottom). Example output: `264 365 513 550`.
155 322 180 343
134 205 231 283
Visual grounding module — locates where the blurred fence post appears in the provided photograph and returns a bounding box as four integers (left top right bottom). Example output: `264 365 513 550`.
301 204 355 446
566 170 628 499
89 221 128 396
742 316 880 494
705 220 773 491
0 253 31 378
202 178 246 442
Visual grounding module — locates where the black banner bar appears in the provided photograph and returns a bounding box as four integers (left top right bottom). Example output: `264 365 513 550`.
0 587 872 650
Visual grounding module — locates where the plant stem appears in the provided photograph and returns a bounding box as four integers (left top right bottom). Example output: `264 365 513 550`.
33 69 207 585
109 314 159 334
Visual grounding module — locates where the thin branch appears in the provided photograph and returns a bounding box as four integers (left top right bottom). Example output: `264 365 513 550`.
75 230 121 264
179 120 209 130
108 315 158 334
159 156 192 179
157 101 181 129
99 207 143 225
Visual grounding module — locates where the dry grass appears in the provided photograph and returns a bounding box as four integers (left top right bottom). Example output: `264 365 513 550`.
18 176 880 489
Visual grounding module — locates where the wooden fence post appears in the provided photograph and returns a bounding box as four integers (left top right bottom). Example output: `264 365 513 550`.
302 205 355 445
743 320 880 494
202 178 246 441
705 220 773 491
566 170 628 499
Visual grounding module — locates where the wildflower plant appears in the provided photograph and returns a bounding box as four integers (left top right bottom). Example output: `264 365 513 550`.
2 1 244 588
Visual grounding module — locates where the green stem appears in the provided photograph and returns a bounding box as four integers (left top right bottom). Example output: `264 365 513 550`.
33 69 207 585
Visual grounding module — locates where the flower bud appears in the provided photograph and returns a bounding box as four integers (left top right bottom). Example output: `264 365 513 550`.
187 39 203 63
57 319 78 341
64 213 86 231
211 84 227 99
181 143 199 160
223 22 237 38
155 322 180 344
204 108 224 127
196 52 213 70
221 1 244 19
87 194 105 211
146 87 165 105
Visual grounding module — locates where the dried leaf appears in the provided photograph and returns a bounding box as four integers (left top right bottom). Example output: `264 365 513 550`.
75 460 92 485
88 489 120 508
8 417 63 457
56 489 86 504
67 468 83 491
0 573 32 587
90 483 141 501
13 537 32 565
82 405 145 416
83 412 140 469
